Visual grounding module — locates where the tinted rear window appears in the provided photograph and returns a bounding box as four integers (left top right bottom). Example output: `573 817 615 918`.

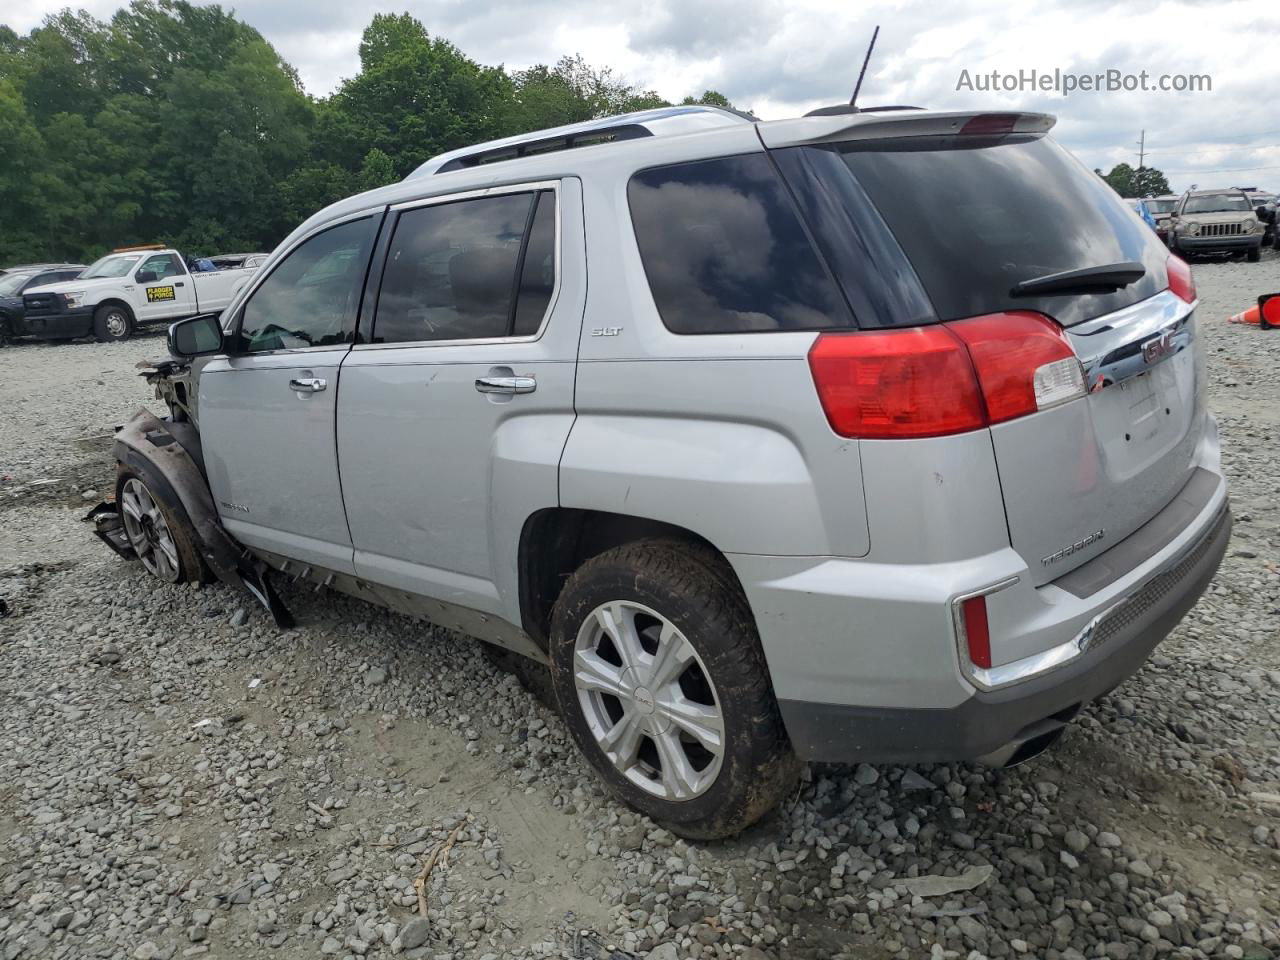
832 136 1170 327
628 154 850 334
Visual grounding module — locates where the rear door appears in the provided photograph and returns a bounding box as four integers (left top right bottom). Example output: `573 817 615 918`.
337 180 584 618
775 131 1203 585
134 253 195 321
197 214 381 572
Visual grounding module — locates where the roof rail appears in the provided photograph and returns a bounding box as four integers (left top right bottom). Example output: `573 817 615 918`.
408 105 754 178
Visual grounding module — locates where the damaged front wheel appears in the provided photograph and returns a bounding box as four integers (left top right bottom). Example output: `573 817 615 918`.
116 468 208 584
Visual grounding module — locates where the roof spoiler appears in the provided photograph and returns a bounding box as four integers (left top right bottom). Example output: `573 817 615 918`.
757 110 1056 150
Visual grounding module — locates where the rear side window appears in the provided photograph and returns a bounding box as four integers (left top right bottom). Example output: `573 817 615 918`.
373 189 556 344
628 154 850 334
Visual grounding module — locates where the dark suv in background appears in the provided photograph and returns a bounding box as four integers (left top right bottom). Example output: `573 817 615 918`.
0 264 86 346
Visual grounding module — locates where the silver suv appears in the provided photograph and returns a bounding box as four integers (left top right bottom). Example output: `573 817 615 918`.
93 105 1230 839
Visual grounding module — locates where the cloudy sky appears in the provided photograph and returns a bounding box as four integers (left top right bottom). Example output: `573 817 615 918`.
10 0 1280 192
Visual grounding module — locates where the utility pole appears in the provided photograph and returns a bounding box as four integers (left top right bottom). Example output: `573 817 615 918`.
1136 130 1145 170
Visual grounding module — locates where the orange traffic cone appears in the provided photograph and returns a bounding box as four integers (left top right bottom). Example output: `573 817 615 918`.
1227 304 1261 325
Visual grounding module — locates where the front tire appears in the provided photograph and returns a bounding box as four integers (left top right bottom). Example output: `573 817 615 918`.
0 314 10 348
1247 245 1261 263
548 540 800 839
94 304 133 342
115 466 209 584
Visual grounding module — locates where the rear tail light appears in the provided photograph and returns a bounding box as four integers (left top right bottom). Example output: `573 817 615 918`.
957 595 992 669
808 312 1085 439
1166 254 1196 303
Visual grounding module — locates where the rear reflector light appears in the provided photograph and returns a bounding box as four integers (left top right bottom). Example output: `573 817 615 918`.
959 595 992 669
1166 254 1196 303
809 312 1084 439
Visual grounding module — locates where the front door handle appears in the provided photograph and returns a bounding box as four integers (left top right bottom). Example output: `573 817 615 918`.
174 281 185 287
475 376 536 395
289 377 327 393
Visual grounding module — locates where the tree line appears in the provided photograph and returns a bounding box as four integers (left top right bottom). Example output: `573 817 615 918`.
0 1 735 265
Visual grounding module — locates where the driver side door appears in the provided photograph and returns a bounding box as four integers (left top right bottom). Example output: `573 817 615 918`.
133 253 194 322
197 213 382 573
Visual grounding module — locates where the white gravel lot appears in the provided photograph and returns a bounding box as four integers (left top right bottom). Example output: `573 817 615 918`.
1 253 1279 960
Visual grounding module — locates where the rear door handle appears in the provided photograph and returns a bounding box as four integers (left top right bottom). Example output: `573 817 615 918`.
289 377 326 393
475 376 536 395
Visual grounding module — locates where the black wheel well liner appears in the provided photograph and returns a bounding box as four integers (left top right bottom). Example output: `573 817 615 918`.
517 508 740 651
95 298 135 319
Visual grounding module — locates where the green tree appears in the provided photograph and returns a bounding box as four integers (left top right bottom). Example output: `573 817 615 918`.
1132 166 1172 197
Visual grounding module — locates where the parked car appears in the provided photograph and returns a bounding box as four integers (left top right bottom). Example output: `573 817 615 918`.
90 104 1229 839
1168 188 1265 261
0 263 85 346
208 252 270 270
1143 195 1179 245
19 246 256 342
1246 193 1277 247
1123 197 1157 230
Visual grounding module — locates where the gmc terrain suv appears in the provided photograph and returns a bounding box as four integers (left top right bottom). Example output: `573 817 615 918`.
94 105 1230 839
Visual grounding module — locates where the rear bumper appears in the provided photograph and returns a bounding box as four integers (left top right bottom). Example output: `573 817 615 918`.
731 421 1229 765
773 504 1229 763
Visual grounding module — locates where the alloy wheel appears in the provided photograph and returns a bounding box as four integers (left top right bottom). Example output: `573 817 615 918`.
119 478 182 582
573 600 723 800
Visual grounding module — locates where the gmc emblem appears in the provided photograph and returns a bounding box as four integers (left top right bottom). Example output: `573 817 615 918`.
1141 330 1176 365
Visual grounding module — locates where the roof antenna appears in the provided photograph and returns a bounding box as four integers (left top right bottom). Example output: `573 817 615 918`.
850 25 880 107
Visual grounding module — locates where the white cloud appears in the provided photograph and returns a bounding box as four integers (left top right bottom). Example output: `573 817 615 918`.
7 0 1279 190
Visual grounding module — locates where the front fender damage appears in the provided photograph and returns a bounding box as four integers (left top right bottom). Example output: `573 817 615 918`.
85 408 294 627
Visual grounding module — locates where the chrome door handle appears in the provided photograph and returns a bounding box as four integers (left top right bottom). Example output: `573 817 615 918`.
289 377 327 393
475 376 536 395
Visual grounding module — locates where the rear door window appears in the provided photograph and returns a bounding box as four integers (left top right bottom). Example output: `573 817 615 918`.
820 135 1169 327
372 189 556 344
628 154 851 334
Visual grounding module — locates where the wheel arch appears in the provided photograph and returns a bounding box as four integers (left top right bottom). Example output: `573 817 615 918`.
96 297 136 319
517 507 747 651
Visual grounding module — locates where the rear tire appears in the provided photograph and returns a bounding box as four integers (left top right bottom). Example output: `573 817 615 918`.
1247 245 1261 263
548 539 801 839
94 304 133 342
115 464 209 584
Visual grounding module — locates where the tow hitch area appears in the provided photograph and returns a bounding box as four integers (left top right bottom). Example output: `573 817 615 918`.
85 409 294 628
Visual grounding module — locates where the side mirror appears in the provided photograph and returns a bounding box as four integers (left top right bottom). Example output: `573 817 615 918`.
168 313 223 359
136 270 158 284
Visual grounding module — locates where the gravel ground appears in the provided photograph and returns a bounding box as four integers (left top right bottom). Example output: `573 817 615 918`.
2 252 1279 960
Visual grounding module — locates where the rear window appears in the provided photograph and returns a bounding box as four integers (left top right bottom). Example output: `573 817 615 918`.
628 154 850 334
829 135 1170 327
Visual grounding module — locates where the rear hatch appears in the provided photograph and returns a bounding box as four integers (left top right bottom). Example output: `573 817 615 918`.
767 115 1204 586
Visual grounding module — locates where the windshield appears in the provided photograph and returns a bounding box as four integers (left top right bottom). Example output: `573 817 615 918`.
82 254 142 279
1146 199 1177 213
822 134 1168 327
1182 195 1251 214
0 273 34 295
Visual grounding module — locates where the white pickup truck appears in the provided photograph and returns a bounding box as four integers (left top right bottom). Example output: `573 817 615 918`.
19 246 258 343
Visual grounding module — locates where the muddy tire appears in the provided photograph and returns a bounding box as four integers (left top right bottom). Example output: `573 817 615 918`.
548 539 800 839
94 303 133 342
115 463 209 584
